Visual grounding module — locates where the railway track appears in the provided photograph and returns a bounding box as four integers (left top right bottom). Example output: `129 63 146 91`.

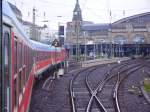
70 64 113 112
70 59 127 112
117 61 150 112
30 58 150 112
91 59 143 112
70 58 149 112
85 62 130 112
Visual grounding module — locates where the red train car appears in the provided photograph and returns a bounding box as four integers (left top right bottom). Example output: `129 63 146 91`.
1 1 65 112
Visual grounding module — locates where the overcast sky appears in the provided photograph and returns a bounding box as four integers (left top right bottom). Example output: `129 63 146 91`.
7 0 150 30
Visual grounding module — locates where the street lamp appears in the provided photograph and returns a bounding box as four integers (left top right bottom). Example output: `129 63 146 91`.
83 32 87 61
75 20 80 61
94 40 96 60
100 40 105 58
120 42 124 57
52 39 60 78
109 11 112 58
110 40 114 58
57 16 62 38
119 43 121 57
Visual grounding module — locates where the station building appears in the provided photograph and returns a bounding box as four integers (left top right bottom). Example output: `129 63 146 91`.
65 0 150 57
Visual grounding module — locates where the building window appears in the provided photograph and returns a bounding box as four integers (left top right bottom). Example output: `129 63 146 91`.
133 35 145 44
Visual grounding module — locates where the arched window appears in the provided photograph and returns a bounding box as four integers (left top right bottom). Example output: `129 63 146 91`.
113 35 127 44
133 35 145 44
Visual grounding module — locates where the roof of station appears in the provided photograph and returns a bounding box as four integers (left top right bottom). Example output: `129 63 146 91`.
80 12 150 32
81 23 109 31
113 12 150 25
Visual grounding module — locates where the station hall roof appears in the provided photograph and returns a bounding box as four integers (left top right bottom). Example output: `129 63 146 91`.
82 23 109 31
79 12 150 32
113 12 150 25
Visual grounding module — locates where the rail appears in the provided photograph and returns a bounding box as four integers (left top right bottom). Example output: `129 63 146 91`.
82 57 129 67
114 64 144 112
69 67 94 112
70 58 146 112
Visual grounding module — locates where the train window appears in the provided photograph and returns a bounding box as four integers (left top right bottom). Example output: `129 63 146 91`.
18 71 22 95
4 33 9 67
51 52 54 61
38 51 41 61
44 52 46 59
22 70 25 90
21 44 22 67
18 43 22 69
25 46 27 66
24 46 26 65
25 46 26 66
36 51 38 61
22 45 25 87
27 47 28 78
37 51 39 61
47 52 48 59
27 47 29 79
48 53 49 59
39 52 41 61
26 47 29 82
14 78 17 110
22 44 24 65
44 52 45 59
48 52 49 59
43 52 44 60
28 48 31 77
3 32 10 112
45 52 47 59
46 52 47 59
39 52 40 61
23 46 26 85
14 38 17 75
32 50 34 67
24 45 27 84
29 49 31 72
50 52 52 59
30 49 32 71
49 52 52 59
41 52 43 60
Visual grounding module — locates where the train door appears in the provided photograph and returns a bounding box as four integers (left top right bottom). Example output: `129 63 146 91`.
2 24 11 112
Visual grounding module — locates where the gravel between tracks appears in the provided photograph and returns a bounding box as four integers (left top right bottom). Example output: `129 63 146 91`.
29 73 73 112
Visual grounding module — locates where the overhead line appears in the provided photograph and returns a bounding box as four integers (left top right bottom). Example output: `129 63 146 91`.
36 0 150 12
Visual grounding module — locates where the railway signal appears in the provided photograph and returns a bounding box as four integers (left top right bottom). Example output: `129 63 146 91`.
52 39 60 47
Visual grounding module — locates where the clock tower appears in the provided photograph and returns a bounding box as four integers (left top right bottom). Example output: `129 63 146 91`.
72 0 82 22
65 0 83 46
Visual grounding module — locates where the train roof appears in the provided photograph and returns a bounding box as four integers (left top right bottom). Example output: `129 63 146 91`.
30 40 62 52
30 40 53 51
3 0 32 47
3 0 64 52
